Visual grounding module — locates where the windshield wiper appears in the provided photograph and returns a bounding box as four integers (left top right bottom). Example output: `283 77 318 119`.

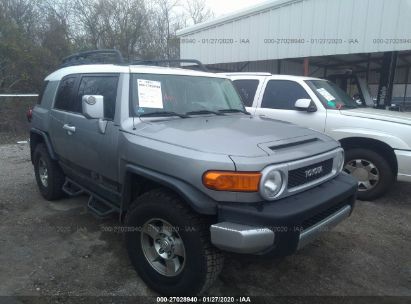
139 111 188 118
217 108 250 115
185 110 225 116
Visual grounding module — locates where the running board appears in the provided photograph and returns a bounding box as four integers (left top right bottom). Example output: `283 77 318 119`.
63 178 119 219
62 179 84 196
87 196 118 219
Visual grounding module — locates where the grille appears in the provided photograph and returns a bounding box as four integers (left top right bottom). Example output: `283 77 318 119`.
288 158 333 188
301 202 349 230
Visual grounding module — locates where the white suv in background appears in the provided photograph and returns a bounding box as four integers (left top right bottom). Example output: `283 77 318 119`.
226 73 411 200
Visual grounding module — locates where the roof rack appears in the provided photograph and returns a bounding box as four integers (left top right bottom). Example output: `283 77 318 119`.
60 49 125 68
131 59 209 72
59 49 209 72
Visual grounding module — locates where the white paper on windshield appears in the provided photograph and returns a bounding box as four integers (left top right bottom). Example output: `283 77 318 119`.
316 88 336 101
137 79 163 108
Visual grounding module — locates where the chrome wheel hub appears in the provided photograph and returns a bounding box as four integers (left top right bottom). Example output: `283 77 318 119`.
344 159 379 191
141 218 186 277
38 158 48 187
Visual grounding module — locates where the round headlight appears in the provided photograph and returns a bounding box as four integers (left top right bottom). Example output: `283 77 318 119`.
260 170 284 200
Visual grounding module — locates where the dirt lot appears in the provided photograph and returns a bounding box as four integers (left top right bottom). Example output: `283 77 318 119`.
0 143 410 300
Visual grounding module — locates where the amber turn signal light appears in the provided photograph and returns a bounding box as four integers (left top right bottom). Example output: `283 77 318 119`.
203 171 261 192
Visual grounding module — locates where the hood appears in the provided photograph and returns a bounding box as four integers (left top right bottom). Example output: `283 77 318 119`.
341 108 411 125
133 115 335 157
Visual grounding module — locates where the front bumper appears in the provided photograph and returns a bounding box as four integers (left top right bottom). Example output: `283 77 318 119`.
210 173 357 255
395 150 411 182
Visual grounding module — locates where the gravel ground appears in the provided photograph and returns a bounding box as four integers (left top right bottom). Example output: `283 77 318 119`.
0 144 410 300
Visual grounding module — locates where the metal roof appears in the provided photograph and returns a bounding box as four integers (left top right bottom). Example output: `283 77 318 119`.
177 0 411 65
177 0 297 36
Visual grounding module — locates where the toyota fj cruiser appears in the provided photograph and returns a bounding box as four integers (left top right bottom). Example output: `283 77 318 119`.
29 50 357 295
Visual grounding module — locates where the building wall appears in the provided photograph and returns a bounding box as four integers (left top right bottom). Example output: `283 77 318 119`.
179 0 411 65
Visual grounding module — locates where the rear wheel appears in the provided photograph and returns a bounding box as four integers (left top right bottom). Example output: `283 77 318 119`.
344 148 394 200
125 189 224 295
33 144 65 200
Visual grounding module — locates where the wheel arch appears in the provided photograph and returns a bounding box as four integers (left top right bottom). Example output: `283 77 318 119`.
120 164 217 221
339 137 398 175
30 128 57 163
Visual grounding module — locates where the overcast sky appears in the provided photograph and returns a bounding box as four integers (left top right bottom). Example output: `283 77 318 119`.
204 0 269 17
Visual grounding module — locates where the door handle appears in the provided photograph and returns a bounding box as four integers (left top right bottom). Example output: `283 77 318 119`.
63 124 76 134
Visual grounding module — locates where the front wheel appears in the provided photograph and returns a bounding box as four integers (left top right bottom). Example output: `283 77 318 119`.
344 148 394 200
125 189 224 296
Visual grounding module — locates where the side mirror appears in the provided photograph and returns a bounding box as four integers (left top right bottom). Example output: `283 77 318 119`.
295 99 317 112
82 95 104 119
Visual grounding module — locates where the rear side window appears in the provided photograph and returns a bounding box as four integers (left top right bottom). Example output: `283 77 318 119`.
54 76 78 111
77 75 119 119
261 80 310 110
38 81 59 108
37 81 48 104
232 79 259 107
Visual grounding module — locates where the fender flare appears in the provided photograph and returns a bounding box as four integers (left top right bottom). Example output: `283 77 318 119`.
30 128 58 161
121 164 217 216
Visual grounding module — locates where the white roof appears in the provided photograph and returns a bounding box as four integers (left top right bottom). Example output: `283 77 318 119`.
177 0 411 64
45 64 228 81
225 72 322 81
223 72 272 76
267 75 322 81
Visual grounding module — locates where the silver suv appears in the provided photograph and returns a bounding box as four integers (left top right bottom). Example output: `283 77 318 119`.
29 50 357 295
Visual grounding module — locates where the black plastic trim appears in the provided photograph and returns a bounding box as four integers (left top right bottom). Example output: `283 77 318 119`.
59 160 121 205
60 49 124 68
122 164 217 216
217 173 357 256
30 128 58 160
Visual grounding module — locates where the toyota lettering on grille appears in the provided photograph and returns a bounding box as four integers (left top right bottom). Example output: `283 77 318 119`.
305 165 323 178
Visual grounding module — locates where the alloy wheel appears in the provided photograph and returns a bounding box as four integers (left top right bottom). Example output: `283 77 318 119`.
140 218 186 277
38 158 49 188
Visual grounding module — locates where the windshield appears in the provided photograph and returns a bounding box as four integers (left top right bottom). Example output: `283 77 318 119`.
130 74 245 117
305 80 360 109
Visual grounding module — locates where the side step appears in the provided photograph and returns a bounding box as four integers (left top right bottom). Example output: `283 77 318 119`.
62 178 119 219
87 196 118 219
62 179 84 196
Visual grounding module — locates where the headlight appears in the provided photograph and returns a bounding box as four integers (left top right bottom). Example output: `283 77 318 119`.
335 149 345 173
259 169 285 200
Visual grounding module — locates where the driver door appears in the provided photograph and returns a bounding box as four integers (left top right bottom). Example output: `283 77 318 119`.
254 79 326 132
58 74 120 188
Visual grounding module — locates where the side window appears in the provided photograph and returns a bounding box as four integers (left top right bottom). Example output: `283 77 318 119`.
37 81 48 104
39 81 58 108
261 80 310 110
232 79 259 107
77 76 119 120
55 76 77 111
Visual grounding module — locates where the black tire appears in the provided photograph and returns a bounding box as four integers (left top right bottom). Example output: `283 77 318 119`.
344 148 394 201
125 189 224 296
33 143 65 200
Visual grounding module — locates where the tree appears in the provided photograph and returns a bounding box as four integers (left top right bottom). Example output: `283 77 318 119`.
0 0 215 93
153 0 182 59
185 0 213 25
